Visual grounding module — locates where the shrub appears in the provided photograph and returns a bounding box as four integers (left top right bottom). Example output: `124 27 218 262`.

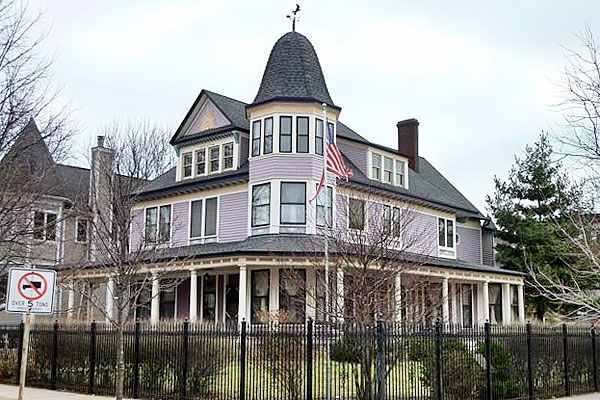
476 341 523 400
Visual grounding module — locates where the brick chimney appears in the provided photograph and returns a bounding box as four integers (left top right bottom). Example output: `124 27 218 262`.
397 118 419 172
89 135 115 261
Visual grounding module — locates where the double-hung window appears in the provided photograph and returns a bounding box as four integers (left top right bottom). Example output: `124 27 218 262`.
279 116 292 153
145 205 171 243
190 197 218 238
182 153 192 178
488 284 502 324
195 149 206 175
395 160 405 186
33 211 57 241
209 146 220 173
280 182 306 225
383 205 392 233
252 183 271 227
461 284 473 326
383 157 393 184
392 207 402 237
251 270 270 323
279 269 306 323
510 286 519 322
438 218 454 248
348 198 365 230
264 117 273 154
223 142 234 170
371 154 381 180
316 185 333 227
76 219 88 243
296 117 309 153
315 118 324 155
252 120 261 157
204 198 218 236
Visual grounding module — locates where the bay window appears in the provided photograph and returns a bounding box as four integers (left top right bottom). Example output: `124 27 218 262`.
316 186 333 227
296 117 309 153
280 182 306 225
209 146 220 173
252 120 261 156
252 183 271 227
182 152 192 178
196 149 206 175
280 116 292 153
438 218 454 248
251 270 270 323
223 142 234 170
315 118 323 155
348 198 365 230
371 154 381 180
264 117 273 154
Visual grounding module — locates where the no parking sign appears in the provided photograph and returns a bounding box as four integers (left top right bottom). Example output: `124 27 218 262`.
6 268 56 314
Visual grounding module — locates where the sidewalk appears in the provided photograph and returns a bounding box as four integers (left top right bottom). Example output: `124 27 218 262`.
0 384 122 399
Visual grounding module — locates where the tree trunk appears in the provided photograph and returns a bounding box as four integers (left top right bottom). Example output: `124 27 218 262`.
115 288 125 400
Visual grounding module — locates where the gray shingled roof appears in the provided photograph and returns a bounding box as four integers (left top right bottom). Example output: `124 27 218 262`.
250 32 336 109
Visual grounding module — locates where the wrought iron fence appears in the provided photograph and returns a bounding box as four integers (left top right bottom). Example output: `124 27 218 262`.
0 320 598 400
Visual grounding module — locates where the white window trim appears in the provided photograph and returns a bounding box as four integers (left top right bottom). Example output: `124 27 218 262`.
195 148 207 176
315 184 334 228
279 181 307 226
368 150 408 189
181 152 193 180
222 142 235 171
438 217 456 259
143 204 173 247
188 195 220 243
251 119 262 158
74 217 88 244
32 210 58 242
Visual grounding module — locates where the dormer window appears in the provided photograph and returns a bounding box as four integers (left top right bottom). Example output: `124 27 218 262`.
196 149 206 175
252 120 261 157
223 142 234 170
383 157 393 184
369 150 407 188
296 117 309 153
280 116 292 153
395 160 405 186
209 146 220 173
264 117 273 154
438 217 455 249
371 154 381 180
182 153 192 178
315 119 324 155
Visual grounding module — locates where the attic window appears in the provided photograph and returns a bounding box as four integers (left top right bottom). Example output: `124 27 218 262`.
196 149 206 175
182 153 192 178
383 157 393 184
371 154 381 180
209 146 220 173
395 160 405 187
223 142 234 170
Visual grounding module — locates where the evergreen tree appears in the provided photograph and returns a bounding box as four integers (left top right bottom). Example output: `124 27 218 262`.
487 134 577 320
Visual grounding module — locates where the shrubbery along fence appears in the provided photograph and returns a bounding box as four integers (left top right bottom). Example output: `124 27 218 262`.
0 320 598 400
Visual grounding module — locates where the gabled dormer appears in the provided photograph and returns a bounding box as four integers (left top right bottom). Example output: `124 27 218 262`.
170 90 250 182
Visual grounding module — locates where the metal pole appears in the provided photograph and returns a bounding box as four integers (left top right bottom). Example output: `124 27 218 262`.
376 319 386 400
133 320 140 399
307 319 314 400
181 320 189 400
563 324 570 397
17 313 32 400
485 321 492 400
322 103 332 400
88 321 97 395
526 322 534 400
51 320 58 390
593 326 598 392
435 320 443 400
240 319 247 400
16 321 23 385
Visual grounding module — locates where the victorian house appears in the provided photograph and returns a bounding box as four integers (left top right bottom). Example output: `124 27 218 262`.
66 31 525 326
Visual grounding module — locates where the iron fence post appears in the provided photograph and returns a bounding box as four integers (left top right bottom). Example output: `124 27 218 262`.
133 320 141 399
88 321 97 395
526 322 534 400
16 322 24 385
376 318 386 400
563 324 570 397
307 319 313 400
240 319 247 400
51 320 58 390
180 320 189 400
485 322 492 400
435 319 443 400
592 326 598 392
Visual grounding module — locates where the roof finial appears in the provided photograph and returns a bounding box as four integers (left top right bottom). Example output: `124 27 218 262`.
286 4 301 32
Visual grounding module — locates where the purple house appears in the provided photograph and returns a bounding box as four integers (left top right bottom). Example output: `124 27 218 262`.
71 31 525 326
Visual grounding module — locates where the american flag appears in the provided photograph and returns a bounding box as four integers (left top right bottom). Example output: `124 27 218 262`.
310 122 353 202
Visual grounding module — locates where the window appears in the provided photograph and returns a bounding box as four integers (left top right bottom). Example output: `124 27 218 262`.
511 286 519 322
461 284 473 326
279 116 292 153
438 218 454 248
251 270 270 323
316 186 333 227
383 205 392 233
383 157 393 184
392 207 402 238
279 269 306 323
33 211 57 241
327 122 334 141
160 289 175 320
145 205 171 243
264 117 273 154
252 120 261 156
280 182 306 225
349 198 365 230
223 142 234 170
371 154 381 180
190 197 218 238
315 118 324 155
76 219 88 243
252 183 271 227
383 205 402 237
203 275 216 322
296 117 309 153
209 146 220 173
196 149 206 175
395 160 405 186
182 153 192 178
489 284 502 324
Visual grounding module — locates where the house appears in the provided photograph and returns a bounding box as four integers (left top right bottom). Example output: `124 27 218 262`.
66 31 525 326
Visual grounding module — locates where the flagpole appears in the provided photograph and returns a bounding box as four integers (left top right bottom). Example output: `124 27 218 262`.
322 103 332 400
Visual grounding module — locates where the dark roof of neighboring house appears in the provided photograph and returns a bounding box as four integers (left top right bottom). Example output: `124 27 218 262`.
55 165 90 204
250 32 337 110
118 234 523 277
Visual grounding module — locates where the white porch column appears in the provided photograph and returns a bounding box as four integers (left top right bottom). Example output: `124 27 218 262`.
450 282 458 325
189 270 198 323
482 281 490 323
106 276 115 322
67 285 75 319
238 265 248 324
441 277 449 324
517 284 525 323
150 274 160 324
270 267 279 313
501 283 511 325
394 273 402 322
336 267 344 322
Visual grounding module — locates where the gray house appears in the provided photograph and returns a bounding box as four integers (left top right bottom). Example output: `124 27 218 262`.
66 31 525 326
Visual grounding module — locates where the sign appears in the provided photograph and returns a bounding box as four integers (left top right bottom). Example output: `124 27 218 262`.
7 268 56 314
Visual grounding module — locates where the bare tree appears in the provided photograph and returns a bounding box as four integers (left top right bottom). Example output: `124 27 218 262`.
60 120 186 400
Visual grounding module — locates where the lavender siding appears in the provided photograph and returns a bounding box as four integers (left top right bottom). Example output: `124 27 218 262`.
368 202 383 233
338 140 367 175
404 211 437 256
249 155 322 182
240 136 249 166
130 209 144 250
482 230 495 266
219 191 248 242
456 226 482 264
171 202 189 247
336 194 347 231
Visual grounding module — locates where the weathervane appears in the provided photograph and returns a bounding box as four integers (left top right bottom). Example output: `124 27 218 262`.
286 4 301 32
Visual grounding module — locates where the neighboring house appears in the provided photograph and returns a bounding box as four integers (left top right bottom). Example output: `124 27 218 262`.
65 31 525 326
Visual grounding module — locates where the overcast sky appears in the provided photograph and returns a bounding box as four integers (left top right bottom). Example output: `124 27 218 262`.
29 0 598 213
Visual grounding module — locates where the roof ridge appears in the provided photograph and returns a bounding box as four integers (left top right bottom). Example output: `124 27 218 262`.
204 90 248 106
57 163 90 171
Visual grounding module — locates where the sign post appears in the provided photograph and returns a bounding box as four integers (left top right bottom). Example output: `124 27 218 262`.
6 267 56 400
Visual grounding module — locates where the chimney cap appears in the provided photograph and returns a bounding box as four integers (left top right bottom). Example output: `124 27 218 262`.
97 135 105 148
397 118 419 128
